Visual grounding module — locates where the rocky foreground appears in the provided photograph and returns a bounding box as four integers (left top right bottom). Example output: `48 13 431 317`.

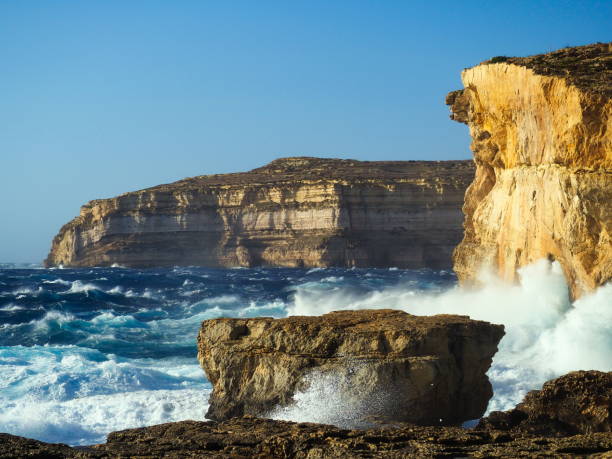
447 42 611 299
44 157 473 270
2 371 610 458
199 309 504 425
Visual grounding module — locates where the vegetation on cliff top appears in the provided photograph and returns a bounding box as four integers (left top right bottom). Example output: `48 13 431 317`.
482 42 612 96
119 157 475 197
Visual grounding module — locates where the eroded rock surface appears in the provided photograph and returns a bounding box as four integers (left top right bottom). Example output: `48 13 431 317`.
3 370 611 458
4 418 612 458
447 43 612 299
0 433 74 459
44 157 473 269
197 309 504 426
479 370 612 435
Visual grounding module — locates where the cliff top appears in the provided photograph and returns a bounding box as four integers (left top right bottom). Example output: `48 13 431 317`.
113 157 474 198
480 42 612 97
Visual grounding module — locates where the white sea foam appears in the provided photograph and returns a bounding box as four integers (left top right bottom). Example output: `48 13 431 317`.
65 280 101 294
240 299 286 317
90 312 148 329
42 278 72 286
270 365 397 429
278 260 612 422
202 294 241 305
0 388 209 445
141 288 158 299
320 276 344 283
0 345 209 445
0 303 25 311
181 288 205 297
31 311 76 330
12 286 42 295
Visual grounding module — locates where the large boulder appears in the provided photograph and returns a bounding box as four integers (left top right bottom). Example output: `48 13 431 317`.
197 309 504 426
479 370 612 435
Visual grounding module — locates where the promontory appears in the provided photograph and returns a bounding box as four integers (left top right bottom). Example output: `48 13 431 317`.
44 157 473 269
447 42 611 299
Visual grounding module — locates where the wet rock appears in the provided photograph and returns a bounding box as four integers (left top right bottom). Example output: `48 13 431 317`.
479 370 612 435
197 309 504 426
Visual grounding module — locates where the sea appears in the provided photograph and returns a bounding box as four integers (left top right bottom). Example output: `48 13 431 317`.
0 261 610 446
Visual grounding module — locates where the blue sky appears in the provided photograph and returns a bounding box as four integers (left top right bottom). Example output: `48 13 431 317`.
1 1 610 262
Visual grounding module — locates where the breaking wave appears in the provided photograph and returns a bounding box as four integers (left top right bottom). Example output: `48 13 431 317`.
0 263 609 444
277 260 611 423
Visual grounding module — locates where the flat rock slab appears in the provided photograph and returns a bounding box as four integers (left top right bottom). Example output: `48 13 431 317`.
198 309 505 426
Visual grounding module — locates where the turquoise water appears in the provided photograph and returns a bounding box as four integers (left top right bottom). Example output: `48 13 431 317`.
0 265 455 445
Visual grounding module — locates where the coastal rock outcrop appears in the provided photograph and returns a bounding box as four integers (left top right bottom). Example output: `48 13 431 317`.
447 43 611 299
5 417 612 458
479 370 612 435
197 309 504 426
44 157 473 269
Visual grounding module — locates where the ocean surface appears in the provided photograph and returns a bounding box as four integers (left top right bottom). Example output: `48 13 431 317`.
1 262 610 446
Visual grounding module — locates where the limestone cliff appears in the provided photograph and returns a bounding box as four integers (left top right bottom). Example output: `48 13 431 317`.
198 309 504 426
44 157 473 269
447 43 611 298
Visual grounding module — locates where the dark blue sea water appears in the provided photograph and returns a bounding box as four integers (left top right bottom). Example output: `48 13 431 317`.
0 265 455 445
1 262 609 446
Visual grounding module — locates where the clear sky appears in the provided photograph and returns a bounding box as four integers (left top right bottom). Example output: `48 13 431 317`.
1 1 610 262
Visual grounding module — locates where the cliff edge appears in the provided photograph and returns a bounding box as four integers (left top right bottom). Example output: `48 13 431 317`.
44 157 473 269
447 43 611 298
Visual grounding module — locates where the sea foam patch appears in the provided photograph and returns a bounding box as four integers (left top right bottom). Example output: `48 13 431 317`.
282 260 612 415
0 388 209 445
0 345 209 445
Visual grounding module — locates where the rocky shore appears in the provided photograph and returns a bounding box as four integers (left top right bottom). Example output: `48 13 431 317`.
3 310 609 457
44 158 473 270
3 372 610 458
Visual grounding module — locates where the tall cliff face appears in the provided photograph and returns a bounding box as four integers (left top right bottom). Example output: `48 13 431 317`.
447 43 611 298
45 157 473 268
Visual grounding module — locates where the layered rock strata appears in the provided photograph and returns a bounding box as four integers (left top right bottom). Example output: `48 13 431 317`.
44 157 474 269
447 43 612 299
197 309 504 426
